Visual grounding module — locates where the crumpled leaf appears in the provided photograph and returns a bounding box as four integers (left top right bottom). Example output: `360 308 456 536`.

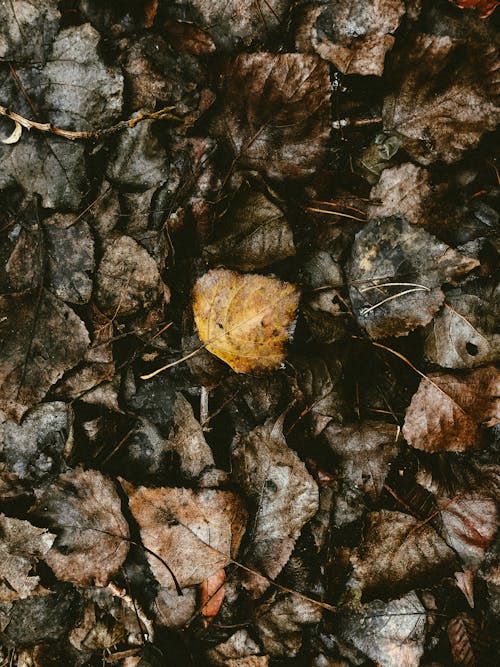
0 0 60 63
295 0 406 76
0 514 55 603
231 418 319 592
105 116 169 191
339 592 426 667
0 402 72 485
32 468 130 586
383 34 500 164
423 281 500 369
163 0 290 51
125 484 247 590
435 494 498 571
210 53 331 180
203 190 295 271
37 23 123 130
193 269 300 374
348 216 478 339
255 593 322 658
0 290 89 422
350 510 458 600
323 421 399 524
207 629 269 666
96 235 164 318
45 214 94 304
402 366 500 452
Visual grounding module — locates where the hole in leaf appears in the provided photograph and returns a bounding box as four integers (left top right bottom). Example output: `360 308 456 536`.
466 342 479 356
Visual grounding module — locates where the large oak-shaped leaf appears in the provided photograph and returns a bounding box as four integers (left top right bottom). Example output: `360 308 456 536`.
0 515 55 603
339 592 426 667
231 418 319 592
383 34 500 164
402 366 500 452
32 469 130 586
126 485 247 590
348 216 478 339
193 269 300 374
350 510 458 600
210 53 331 180
0 290 89 422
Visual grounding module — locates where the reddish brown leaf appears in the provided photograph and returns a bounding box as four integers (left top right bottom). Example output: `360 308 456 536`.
143 0 158 28
199 568 226 627
402 366 500 452
450 0 499 18
448 612 487 667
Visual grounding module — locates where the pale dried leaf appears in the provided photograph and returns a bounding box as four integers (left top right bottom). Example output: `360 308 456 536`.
207 629 269 667
126 484 247 590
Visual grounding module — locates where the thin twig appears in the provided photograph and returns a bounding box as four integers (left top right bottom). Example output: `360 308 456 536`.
0 104 179 142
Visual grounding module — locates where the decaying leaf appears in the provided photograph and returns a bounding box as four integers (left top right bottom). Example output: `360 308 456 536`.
383 34 500 164
402 366 500 452
0 0 60 63
193 269 300 374
154 585 197 628
210 53 331 180
348 216 478 338
163 0 290 51
231 418 319 592
255 593 322 658
96 236 163 318
339 592 426 667
203 190 295 271
0 515 55 603
45 214 95 304
125 484 247 590
295 0 406 76
350 510 458 600
0 402 72 485
448 612 487 667
423 281 500 369
32 468 130 586
207 629 269 666
0 290 89 422
436 494 498 571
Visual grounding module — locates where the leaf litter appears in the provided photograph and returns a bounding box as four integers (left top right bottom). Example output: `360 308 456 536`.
0 1 498 665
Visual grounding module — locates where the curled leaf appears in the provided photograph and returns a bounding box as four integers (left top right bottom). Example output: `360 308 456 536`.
1 120 22 145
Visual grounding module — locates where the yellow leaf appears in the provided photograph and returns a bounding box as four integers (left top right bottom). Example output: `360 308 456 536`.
193 269 300 374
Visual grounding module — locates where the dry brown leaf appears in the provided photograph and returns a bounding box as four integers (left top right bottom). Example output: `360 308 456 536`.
450 0 499 17
0 515 55 603
193 269 300 374
125 484 247 590
350 510 458 600
402 366 500 452
448 612 487 667
210 53 331 180
32 469 130 586
207 629 270 666
200 568 226 628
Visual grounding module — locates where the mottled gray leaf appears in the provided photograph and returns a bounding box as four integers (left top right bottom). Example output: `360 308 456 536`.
383 34 500 164
0 402 71 484
348 216 478 338
296 0 406 76
203 190 295 271
207 629 269 666
0 0 60 63
0 290 89 422
339 592 426 667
